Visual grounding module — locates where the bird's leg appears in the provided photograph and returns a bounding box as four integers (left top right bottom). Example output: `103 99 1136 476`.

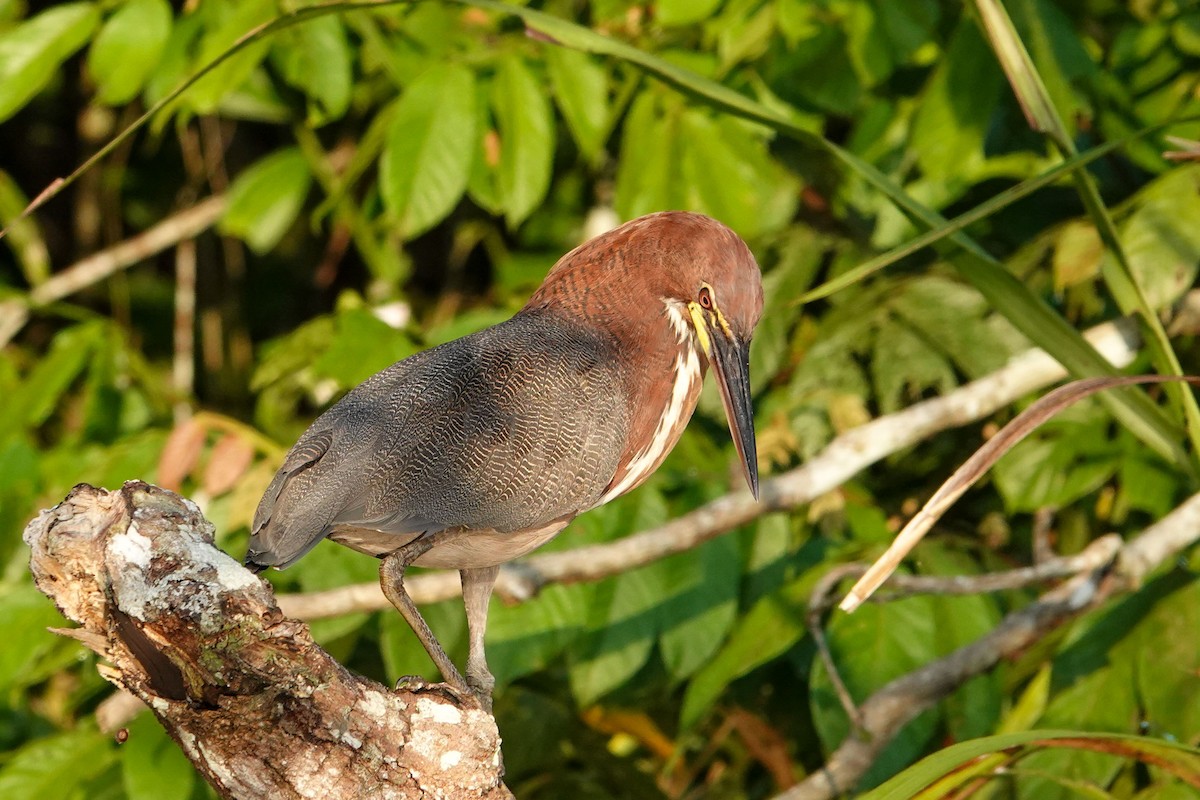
378 540 472 699
460 565 500 709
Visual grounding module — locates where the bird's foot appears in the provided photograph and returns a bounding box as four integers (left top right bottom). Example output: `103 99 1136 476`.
392 675 491 711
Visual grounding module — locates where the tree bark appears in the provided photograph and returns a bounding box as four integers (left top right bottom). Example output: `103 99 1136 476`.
24 481 510 800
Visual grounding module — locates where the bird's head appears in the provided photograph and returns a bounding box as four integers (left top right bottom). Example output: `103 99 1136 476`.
652 212 763 500
531 211 764 498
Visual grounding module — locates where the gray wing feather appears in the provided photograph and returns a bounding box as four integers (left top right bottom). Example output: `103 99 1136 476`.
246 311 628 569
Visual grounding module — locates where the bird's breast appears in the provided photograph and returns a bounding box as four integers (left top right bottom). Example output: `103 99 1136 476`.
596 340 704 505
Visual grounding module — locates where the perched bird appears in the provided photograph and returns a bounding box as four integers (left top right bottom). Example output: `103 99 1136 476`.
246 211 763 706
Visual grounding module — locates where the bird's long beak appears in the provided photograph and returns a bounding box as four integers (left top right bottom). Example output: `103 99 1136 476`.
706 324 759 499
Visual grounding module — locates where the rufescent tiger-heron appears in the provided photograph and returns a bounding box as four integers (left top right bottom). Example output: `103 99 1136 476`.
245 211 763 708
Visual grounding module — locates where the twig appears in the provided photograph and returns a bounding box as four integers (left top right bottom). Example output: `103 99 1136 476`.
0 196 226 347
278 310 1145 620
773 492 1200 800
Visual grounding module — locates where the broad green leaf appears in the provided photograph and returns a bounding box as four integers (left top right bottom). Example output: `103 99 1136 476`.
546 47 608 164
88 0 171 105
1131 576 1200 744
614 90 684 219
0 321 98 439
312 308 415 389
492 54 554 228
657 535 740 681
870 318 955 414
0 584 65 694
657 0 722 27
569 491 670 703
0 3 99 123
0 168 49 285
992 415 1121 512
379 600 467 684
487 583 590 683
270 14 352 125
219 147 311 254
121 712 195 800
379 62 477 238
681 576 808 727
0 729 115 799
909 21 1003 183
568 562 663 704
1116 165 1200 309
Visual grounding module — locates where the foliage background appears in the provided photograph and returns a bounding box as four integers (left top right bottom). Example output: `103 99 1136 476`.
2 0 1200 797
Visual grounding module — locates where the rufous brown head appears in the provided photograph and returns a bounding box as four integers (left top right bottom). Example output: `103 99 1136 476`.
528 211 764 498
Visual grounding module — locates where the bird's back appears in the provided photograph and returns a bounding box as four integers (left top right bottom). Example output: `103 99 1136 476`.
247 309 630 569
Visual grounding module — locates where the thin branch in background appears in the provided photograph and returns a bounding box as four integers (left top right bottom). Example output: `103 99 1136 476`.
806 564 866 731
0 197 226 347
1032 507 1056 564
773 493 1200 800
173 238 197 423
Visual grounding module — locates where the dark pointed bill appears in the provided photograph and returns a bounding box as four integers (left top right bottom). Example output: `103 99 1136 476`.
707 325 759 499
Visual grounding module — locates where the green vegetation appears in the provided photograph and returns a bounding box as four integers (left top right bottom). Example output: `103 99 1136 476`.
2 0 1200 797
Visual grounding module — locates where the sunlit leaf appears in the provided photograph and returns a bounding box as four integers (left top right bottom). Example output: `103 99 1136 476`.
379 62 477 237
492 54 554 227
88 0 171 105
220 147 311 254
0 3 99 123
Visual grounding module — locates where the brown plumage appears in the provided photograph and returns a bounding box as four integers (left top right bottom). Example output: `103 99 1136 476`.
246 211 763 706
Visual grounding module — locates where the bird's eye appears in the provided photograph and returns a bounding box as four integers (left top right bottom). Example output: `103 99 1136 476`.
698 286 713 310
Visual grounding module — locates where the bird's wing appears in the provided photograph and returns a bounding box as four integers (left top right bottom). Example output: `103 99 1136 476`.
246 312 629 570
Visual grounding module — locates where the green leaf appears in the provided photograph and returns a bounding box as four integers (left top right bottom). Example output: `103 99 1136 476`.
1131 576 1200 744
614 90 684 219
121 713 195 800
1116 165 1200 309
0 584 65 694
657 0 722 27
870 317 955 414
657 535 740 681
546 47 609 164
312 308 415 389
0 2 99 123
379 62 477 238
909 21 1003 183
220 147 312 254
487 583 589 684
88 0 171 105
0 729 115 800
0 321 99 440
270 14 352 125
681 576 807 727
568 562 663 704
491 54 554 228
380 600 467 684
569 491 670 704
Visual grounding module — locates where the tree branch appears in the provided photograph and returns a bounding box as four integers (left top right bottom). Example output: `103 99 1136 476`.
25 481 510 800
0 196 226 347
776 490 1200 800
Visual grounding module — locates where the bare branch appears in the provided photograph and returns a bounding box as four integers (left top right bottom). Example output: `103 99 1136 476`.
278 310 1143 621
25 482 510 800
774 492 1200 800
0 196 226 347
